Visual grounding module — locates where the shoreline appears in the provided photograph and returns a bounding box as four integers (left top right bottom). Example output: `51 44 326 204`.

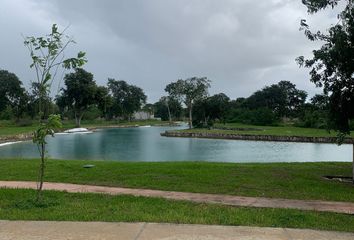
0 123 180 145
161 131 354 144
0 132 33 144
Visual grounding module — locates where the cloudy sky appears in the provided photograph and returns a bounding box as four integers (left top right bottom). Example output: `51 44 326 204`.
0 0 341 102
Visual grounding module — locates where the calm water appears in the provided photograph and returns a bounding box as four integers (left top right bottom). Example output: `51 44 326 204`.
0 126 352 162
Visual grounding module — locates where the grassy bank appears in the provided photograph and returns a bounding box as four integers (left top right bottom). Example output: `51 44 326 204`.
0 159 353 202
0 119 168 137
179 123 354 138
1 188 353 232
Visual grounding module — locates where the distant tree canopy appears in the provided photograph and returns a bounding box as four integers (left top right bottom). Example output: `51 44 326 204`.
193 93 230 127
0 68 336 130
165 77 211 129
108 79 147 120
299 94 330 129
29 82 57 120
95 86 113 120
297 0 354 134
243 81 307 119
0 69 28 120
57 68 98 127
154 96 182 122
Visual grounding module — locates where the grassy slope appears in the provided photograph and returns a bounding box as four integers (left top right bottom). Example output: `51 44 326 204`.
0 119 166 137
179 123 354 138
1 188 353 232
2 120 354 138
0 159 353 202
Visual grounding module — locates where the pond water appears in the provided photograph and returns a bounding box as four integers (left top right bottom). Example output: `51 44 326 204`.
0 126 352 162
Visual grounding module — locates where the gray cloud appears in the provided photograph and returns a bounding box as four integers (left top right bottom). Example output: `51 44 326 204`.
0 0 341 102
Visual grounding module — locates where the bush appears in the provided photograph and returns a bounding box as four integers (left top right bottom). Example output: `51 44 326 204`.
82 106 101 120
349 119 354 131
295 110 328 129
228 108 278 126
0 106 14 120
15 119 33 127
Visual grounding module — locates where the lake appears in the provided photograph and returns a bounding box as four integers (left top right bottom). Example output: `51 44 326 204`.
0 126 351 162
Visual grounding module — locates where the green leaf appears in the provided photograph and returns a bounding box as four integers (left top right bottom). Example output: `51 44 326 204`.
77 51 86 58
44 73 52 84
52 24 58 34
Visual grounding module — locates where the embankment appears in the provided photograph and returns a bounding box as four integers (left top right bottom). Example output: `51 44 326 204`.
161 131 354 144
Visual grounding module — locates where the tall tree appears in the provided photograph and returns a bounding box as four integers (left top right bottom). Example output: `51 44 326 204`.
161 96 172 123
59 69 98 127
277 81 307 117
108 79 147 120
245 84 287 118
193 93 230 127
29 82 55 119
245 81 307 119
207 93 231 124
154 96 182 122
297 0 354 182
24 24 87 201
165 77 211 129
0 70 28 120
96 86 113 120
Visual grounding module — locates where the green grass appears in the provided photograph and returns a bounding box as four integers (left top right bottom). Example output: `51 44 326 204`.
179 122 354 138
0 126 37 136
0 159 353 202
0 188 353 232
0 119 168 137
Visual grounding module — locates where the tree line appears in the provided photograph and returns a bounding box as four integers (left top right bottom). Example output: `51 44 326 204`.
1 68 347 130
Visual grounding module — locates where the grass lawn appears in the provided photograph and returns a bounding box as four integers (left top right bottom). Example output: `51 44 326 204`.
179 123 354 138
0 159 353 202
0 188 353 232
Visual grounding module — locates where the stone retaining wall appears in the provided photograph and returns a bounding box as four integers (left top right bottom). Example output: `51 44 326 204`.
161 131 354 144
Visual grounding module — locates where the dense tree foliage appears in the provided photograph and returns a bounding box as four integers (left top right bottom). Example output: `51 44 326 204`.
165 77 211 129
154 96 182 122
297 0 354 183
192 93 230 127
244 81 307 118
0 71 336 130
224 81 307 126
57 69 98 127
0 70 28 120
95 86 113 120
297 0 354 134
108 79 147 120
297 94 330 129
28 82 58 120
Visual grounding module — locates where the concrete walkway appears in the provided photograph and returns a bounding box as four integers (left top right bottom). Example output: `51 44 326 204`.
0 221 353 240
1 181 354 214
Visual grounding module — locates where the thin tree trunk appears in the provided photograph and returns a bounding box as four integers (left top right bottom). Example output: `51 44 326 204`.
75 110 83 127
36 143 45 202
167 103 172 125
352 143 354 184
36 91 45 203
188 104 193 129
75 112 79 127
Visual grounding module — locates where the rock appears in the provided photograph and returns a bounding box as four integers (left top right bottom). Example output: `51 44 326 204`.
83 164 95 168
64 128 90 133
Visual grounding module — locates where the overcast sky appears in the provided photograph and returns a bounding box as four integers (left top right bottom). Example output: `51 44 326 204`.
0 0 341 102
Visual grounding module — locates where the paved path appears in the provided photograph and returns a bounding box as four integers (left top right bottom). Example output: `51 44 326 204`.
0 221 353 240
1 181 354 214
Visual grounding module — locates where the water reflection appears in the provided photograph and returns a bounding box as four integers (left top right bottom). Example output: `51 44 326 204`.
0 126 351 162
